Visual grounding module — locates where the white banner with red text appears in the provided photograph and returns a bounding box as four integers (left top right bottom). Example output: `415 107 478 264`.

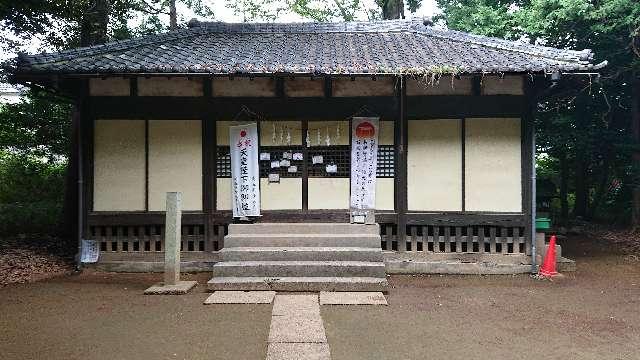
230 123 261 218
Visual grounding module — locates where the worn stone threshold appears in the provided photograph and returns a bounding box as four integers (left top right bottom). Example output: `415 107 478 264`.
85 252 575 274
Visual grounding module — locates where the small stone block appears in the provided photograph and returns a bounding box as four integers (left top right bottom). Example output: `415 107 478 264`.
319 291 388 305
268 316 327 343
272 294 319 315
204 291 276 304
144 280 197 295
266 343 331 360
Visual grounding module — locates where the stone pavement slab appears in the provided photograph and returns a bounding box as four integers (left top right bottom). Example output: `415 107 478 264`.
266 343 331 360
203 291 276 304
268 315 327 343
143 280 197 295
319 291 388 305
272 294 319 316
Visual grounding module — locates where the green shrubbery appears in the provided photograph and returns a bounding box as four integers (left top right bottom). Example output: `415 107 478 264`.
0 91 71 237
0 153 66 236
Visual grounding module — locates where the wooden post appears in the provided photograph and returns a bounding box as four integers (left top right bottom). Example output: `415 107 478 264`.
164 192 182 285
395 75 408 251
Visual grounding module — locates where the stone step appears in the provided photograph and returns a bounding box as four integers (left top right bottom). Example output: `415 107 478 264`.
223 234 381 248
221 247 383 262
228 223 380 235
207 276 388 292
212 261 387 278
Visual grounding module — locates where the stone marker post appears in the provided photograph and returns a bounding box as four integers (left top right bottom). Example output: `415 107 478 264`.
144 191 197 295
164 192 181 285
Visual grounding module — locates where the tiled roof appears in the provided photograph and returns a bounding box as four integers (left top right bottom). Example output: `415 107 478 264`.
14 19 600 76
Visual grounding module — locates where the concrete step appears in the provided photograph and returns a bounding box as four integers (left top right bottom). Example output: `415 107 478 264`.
228 223 380 235
223 234 381 248
207 276 388 292
212 261 387 278
221 247 383 262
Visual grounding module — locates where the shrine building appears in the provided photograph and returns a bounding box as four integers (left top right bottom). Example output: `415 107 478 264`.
10 19 600 288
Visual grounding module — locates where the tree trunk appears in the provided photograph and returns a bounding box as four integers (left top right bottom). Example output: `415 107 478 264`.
574 154 588 219
588 156 611 221
382 0 404 19
169 0 177 30
559 151 569 225
631 76 640 229
80 0 110 46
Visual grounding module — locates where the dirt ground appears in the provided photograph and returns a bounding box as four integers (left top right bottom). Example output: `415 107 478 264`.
1 236 639 360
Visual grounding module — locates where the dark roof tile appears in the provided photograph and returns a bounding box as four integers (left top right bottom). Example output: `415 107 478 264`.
15 19 599 75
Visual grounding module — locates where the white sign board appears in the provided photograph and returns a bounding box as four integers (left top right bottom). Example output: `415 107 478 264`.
230 123 261 217
350 117 379 212
80 239 99 263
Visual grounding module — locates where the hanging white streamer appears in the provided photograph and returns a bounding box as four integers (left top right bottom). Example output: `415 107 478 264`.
271 123 276 144
325 126 331 146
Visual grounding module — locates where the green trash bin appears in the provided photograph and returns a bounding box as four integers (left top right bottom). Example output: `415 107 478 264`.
535 217 551 231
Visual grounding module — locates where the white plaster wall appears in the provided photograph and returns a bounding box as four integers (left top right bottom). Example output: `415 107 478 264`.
482 76 524 95
138 77 203 96
260 121 303 146
216 178 232 210
406 76 473 96
89 78 130 96
260 178 302 210
408 119 462 211
465 118 522 212
375 178 395 210
332 77 395 97
379 120 394 145
148 120 202 211
216 121 246 146
307 121 349 146
93 120 146 211
213 77 276 97
308 178 350 209
284 77 324 97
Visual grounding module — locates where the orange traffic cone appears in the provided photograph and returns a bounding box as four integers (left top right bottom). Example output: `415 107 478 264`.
538 235 559 277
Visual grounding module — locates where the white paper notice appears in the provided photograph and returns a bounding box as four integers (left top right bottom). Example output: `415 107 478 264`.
271 160 280 168
268 173 280 183
288 166 298 173
260 152 271 161
80 239 99 263
280 159 291 167
312 155 323 164
282 152 292 160
293 153 303 161
326 164 337 173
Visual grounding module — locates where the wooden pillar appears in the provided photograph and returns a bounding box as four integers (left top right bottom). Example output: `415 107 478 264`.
395 76 408 251
202 78 215 250
82 106 93 236
523 80 535 266
76 80 92 268
302 119 309 211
